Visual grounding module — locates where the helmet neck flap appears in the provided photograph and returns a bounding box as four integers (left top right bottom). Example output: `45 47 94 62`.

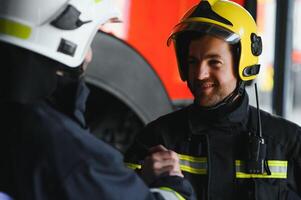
0 42 83 104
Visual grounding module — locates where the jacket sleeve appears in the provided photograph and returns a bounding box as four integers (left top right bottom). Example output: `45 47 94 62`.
124 124 196 200
61 144 195 200
289 128 301 199
281 126 301 200
124 122 166 167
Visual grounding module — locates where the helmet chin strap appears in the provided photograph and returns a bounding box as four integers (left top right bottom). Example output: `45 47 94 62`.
196 80 245 111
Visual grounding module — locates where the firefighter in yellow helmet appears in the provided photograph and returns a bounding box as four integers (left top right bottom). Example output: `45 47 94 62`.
125 0 301 199
0 0 196 199
168 0 262 82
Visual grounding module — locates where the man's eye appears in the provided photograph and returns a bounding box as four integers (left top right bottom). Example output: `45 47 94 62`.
209 59 222 66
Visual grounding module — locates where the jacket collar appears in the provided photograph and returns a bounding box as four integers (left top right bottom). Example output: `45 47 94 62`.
47 77 89 128
188 91 250 134
72 79 90 127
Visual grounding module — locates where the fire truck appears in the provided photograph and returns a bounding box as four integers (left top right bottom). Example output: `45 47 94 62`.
84 0 301 152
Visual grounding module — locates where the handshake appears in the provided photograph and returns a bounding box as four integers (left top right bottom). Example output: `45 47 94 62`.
140 145 183 185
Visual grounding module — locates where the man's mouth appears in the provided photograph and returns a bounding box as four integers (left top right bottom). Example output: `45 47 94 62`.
200 82 214 89
195 81 215 91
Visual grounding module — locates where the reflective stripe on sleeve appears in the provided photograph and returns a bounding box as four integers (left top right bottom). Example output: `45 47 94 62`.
150 187 186 200
235 160 288 178
125 154 207 175
178 154 207 175
0 192 14 200
125 162 141 170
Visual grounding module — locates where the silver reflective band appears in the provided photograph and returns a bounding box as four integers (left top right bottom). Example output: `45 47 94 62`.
235 160 288 178
150 188 185 200
125 154 207 175
178 154 207 175
0 192 13 200
126 157 288 179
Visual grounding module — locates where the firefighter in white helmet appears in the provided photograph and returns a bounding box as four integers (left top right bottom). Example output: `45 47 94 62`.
0 0 196 199
125 0 301 199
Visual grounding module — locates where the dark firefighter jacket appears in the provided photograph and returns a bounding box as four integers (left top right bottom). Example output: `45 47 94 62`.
125 92 301 200
0 79 195 200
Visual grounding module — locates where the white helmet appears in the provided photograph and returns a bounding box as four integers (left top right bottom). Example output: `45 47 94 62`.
0 0 120 67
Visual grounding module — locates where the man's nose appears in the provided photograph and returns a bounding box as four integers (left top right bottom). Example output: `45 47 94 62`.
196 63 210 80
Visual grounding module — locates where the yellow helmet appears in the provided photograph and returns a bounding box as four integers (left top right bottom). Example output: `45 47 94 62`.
167 0 262 81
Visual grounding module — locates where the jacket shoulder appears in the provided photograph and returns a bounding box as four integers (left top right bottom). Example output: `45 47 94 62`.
16 101 124 177
147 106 190 130
132 107 190 149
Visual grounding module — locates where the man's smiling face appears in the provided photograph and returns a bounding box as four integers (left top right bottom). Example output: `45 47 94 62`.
187 34 237 107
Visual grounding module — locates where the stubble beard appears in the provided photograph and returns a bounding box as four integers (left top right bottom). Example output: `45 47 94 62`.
189 80 224 107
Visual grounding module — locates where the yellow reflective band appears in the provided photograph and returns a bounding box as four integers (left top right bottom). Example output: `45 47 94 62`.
159 187 186 200
95 0 102 3
180 165 207 175
178 154 207 163
0 19 31 39
235 160 288 179
125 162 141 170
178 154 207 175
236 172 287 179
125 155 207 175
266 160 288 167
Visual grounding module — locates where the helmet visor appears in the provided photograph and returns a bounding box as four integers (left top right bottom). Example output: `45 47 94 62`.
167 22 240 46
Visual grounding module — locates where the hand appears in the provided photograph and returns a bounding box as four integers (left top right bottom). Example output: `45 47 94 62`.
140 145 183 185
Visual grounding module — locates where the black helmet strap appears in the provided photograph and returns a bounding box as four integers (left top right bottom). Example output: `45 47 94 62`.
196 80 245 111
